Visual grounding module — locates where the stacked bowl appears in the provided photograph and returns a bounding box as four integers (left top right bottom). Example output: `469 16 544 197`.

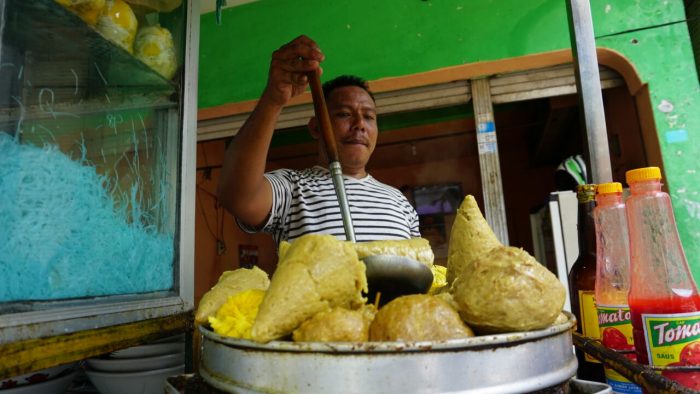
85 334 185 394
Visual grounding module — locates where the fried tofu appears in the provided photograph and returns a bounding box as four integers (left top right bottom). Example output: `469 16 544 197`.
251 234 367 343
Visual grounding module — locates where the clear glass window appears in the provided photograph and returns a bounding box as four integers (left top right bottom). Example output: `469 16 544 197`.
0 0 187 303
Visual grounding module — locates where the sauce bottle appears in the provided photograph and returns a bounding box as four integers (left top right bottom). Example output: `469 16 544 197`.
626 167 700 390
569 184 605 382
594 182 641 393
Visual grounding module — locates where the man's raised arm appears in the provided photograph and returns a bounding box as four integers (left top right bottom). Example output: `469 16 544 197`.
217 35 324 228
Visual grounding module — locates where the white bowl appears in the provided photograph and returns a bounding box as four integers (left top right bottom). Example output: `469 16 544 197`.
109 342 184 359
87 352 184 372
0 370 77 393
0 363 77 389
150 333 185 344
86 364 184 394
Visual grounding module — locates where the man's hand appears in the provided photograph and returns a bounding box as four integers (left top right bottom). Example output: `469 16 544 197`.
262 35 325 107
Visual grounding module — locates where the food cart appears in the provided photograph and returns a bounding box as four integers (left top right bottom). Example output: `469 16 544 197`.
1 0 699 393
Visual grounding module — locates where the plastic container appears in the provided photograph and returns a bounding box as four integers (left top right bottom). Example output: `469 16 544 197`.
571 378 614 394
626 167 700 390
593 182 641 393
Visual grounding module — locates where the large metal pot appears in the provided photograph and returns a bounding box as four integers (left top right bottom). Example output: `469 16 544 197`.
199 312 577 394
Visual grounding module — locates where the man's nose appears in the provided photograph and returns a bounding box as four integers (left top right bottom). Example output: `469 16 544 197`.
351 115 366 132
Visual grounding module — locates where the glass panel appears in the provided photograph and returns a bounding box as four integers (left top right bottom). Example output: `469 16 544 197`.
0 0 186 303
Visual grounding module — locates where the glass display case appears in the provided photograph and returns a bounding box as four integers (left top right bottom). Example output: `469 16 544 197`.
0 0 198 377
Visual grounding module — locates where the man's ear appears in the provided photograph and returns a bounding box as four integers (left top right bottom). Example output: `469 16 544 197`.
308 117 320 140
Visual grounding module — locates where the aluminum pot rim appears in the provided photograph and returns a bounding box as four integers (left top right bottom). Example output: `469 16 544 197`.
199 311 575 353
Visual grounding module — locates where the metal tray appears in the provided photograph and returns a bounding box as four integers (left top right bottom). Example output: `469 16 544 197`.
166 375 612 394
199 312 578 393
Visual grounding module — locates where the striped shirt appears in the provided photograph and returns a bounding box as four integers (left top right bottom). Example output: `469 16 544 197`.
240 166 420 245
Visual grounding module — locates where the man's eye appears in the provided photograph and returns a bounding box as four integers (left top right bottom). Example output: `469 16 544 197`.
364 114 376 121
336 112 350 117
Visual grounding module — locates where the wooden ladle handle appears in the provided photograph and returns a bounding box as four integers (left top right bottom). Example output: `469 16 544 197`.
308 70 339 163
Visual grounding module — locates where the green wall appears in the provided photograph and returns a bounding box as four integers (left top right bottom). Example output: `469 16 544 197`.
198 0 687 106
198 0 700 279
597 22 700 277
199 0 574 107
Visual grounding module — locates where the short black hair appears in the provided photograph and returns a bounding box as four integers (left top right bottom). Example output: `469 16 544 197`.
322 75 376 102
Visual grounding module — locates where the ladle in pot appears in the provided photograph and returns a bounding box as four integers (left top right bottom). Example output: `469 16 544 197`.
306 70 433 303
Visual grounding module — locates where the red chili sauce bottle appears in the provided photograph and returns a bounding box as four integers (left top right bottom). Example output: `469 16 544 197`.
626 167 700 390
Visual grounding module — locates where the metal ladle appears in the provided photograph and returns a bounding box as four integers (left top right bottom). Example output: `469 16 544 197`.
307 70 433 304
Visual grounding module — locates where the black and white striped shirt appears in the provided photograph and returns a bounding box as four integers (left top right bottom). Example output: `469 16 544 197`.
241 166 420 245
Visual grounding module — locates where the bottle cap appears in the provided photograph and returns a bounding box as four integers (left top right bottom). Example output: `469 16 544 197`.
596 182 622 195
575 184 596 203
626 167 662 184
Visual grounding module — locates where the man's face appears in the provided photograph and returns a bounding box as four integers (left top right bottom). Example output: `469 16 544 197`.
325 86 378 175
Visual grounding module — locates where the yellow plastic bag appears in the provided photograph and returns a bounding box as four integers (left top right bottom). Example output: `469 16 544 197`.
134 24 177 79
54 0 106 26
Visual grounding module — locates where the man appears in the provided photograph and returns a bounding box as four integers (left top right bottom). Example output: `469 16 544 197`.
218 35 419 245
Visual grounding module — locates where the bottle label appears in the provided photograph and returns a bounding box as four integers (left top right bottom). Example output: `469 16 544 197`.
642 311 700 368
598 304 641 393
603 366 643 394
579 290 601 363
598 304 635 349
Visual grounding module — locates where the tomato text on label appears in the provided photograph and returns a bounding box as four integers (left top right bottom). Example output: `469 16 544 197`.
598 306 632 327
650 318 700 347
